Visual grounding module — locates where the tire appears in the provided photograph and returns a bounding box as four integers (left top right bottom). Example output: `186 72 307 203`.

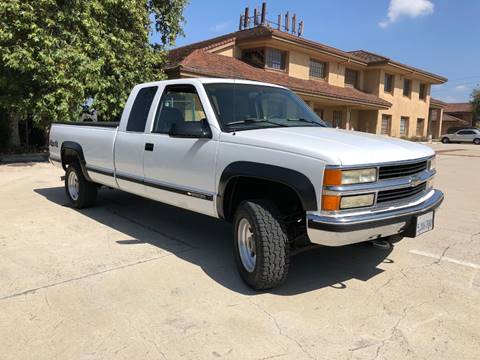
441 137 449 144
474 138 480 145
65 162 97 208
233 199 290 290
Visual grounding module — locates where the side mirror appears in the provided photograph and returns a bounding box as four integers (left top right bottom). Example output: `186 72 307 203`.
168 120 212 139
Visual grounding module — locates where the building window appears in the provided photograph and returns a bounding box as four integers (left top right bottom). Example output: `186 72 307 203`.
381 114 391 135
403 79 411 97
345 68 359 88
242 48 265 68
431 109 438 121
400 116 409 136
309 59 327 79
314 108 324 119
384 73 394 93
333 111 342 127
266 48 286 70
419 83 427 100
416 118 425 136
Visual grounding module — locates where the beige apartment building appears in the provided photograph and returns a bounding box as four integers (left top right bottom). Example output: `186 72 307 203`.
166 24 447 138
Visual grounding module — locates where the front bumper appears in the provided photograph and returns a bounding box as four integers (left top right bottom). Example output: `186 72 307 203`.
307 189 444 246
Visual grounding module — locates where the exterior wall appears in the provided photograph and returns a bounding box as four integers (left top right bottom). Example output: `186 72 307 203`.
377 69 430 137
203 39 441 138
363 69 381 96
328 62 345 87
288 50 310 79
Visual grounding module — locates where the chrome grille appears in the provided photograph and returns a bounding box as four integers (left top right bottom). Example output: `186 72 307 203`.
378 160 428 180
377 183 427 203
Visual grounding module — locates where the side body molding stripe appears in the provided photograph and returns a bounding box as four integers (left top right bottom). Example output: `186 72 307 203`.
217 161 318 219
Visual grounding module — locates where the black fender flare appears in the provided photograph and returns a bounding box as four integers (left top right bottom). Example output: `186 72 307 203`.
217 161 318 219
60 141 93 182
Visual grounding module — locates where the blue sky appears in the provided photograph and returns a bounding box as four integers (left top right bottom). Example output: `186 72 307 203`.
151 0 480 103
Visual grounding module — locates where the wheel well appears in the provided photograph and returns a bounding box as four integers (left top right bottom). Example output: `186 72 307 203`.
61 148 81 170
222 177 305 223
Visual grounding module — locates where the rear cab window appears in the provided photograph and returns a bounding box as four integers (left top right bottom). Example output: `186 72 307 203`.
126 86 158 132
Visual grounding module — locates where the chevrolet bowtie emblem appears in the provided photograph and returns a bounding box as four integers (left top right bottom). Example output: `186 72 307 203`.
410 176 422 187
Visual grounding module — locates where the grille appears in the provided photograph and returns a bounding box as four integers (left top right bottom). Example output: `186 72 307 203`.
377 183 427 203
378 160 428 180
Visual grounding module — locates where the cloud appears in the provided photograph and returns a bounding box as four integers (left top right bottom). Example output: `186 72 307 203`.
379 0 434 28
210 21 231 33
454 84 468 92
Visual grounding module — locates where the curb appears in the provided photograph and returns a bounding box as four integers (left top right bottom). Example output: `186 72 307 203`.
0 153 49 164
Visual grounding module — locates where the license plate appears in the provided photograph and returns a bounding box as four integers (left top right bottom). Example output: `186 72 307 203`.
415 212 434 236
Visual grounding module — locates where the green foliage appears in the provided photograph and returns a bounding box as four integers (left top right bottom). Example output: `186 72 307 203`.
471 88 480 123
0 0 187 127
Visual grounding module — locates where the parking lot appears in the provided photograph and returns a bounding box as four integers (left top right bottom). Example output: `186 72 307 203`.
0 143 479 360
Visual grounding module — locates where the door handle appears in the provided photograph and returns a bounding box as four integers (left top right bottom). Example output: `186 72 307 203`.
145 143 154 151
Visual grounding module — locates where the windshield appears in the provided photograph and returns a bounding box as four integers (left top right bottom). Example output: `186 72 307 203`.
203 83 328 132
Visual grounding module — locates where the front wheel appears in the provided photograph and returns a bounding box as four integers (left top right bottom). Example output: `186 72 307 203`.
65 163 97 208
441 137 449 144
233 199 290 290
474 138 480 145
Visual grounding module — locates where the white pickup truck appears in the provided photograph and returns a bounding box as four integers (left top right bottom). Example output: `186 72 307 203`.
49 78 443 289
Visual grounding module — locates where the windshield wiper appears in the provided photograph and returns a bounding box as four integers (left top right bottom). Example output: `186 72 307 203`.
226 117 288 127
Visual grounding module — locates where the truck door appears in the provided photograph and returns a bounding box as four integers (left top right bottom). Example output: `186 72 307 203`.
143 83 218 217
114 85 158 196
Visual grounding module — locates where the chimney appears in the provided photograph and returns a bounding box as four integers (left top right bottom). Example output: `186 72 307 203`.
292 14 296 34
285 11 290 32
277 14 281 30
261 2 267 25
298 21 304 36
244 7 249 28
239 14 243 30
253 8 258 26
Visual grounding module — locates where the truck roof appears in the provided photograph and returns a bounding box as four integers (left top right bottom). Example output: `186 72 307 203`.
135 77 287 89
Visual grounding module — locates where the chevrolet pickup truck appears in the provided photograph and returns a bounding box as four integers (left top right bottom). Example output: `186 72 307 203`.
49 78 444 289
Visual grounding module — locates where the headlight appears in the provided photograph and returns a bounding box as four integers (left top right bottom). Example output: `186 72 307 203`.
428 157 436 171
323 168 377 185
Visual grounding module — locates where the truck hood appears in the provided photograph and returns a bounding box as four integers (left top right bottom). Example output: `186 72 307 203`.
220 127 434 165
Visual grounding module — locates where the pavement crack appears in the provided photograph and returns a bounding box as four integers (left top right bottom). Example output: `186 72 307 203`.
0 251 193 301
249 299 315 360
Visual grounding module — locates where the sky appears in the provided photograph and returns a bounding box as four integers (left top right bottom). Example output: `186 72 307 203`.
151 0 480 103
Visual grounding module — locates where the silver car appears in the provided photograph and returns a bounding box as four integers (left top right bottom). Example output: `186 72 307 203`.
441 129 480 145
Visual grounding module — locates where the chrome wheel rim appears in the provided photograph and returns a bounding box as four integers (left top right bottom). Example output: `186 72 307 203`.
67 171 80 201
237 218 256 272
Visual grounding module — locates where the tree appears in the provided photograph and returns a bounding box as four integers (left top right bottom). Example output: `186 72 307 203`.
0 0 187 147
471 88 480 127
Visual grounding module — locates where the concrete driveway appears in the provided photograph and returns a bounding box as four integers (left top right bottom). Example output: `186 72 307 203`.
1 143 479 359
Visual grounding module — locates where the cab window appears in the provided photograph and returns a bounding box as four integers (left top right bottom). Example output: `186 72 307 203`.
153 85 206 134
126 86 158 132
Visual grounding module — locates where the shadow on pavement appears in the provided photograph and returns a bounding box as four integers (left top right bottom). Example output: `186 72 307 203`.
35 186 392 296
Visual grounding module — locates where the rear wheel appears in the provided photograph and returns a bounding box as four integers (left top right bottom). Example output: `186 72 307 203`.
441 137 449 144
65 163 97 208
474 138 480 145
233 199 290 290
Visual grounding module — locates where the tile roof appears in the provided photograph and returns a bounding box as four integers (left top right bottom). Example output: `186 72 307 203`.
444 103 472 113
173 49 391 108
442 113 470 124
348 50 447 82
430 97 446 107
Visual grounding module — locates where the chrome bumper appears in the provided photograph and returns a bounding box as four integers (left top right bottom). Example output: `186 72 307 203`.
307 189 444 246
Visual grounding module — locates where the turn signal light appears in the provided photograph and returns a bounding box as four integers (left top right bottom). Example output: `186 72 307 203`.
323 169 342 186
321 195 340 211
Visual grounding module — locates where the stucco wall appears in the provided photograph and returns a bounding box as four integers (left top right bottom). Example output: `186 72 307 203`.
377 69 430 137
